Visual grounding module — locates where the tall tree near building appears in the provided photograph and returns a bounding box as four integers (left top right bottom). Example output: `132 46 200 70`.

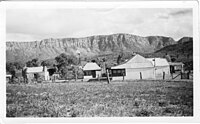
117 54 122 64
55 53 79 79
26 58 40 67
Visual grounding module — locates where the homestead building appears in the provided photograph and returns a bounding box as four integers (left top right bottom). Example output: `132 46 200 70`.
23 66 50 83
111 54 154 80
147 58 170 79
83 62 101 81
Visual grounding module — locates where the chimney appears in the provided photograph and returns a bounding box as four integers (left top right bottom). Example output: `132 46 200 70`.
43 65 46 72
165 53 171 62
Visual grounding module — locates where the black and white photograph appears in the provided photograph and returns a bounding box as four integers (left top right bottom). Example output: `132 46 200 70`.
1 1 199 122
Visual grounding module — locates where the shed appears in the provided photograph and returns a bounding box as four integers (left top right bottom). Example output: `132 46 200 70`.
25 66 49 82
168 62 184 73
111 54 154 80
83 62 101 81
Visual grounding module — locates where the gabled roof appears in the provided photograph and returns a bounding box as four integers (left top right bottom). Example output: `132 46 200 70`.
147 58 169 67
83 62 101 71
26 66 44 73
111 54 154 69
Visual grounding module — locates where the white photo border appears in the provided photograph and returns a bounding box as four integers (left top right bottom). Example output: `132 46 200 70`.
0 1 199 123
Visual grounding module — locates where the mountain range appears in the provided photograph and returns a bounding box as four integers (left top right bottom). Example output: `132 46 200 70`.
6 33 192 69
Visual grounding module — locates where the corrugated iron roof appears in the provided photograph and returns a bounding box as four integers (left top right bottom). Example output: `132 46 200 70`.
111 54 154 69
147 58 169 67
26 66 44 73
83 62 101 71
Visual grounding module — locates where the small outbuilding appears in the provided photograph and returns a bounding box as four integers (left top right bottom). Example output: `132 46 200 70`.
111 54 154 80
83 62 101 81
24 66 50 83
168 62 184 73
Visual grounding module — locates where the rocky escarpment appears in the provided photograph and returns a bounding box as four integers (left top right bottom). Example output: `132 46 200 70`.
6 33 176 63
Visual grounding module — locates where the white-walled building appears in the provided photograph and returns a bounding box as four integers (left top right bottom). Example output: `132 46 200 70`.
111 54 154 80
24 66 50 82
147 58 170 78
83 62 101 81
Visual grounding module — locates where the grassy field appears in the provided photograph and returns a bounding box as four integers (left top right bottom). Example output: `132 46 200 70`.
6 80 193 117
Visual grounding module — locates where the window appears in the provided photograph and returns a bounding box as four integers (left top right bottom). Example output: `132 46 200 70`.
84 71 92 76
122 69 125 74
111 69 126 77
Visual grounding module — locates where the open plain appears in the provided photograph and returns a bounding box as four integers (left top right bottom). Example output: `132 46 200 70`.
6 80 193 117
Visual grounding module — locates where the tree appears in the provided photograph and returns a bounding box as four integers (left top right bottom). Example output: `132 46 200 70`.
6 62 24 73
6 62 14 73
6 63 16 83
32 58 39 67
72 66 84 80
26 58 40 67
41 59 56 67
117 54 122 64
55 53 79 78
68 55 79 65
13 62 24 70
72 66 78 81
60 66 73 80
26 61 33 67
55 53 78 69
55 53 67 66
171 58 176 62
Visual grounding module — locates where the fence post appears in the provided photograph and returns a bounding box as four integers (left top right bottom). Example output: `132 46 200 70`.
187 71 190 79
106 69 110 84
54 75 56 83
122 73 124 81
163 72 165 80
75 71 77 81
140 72 142 80
98 74 100 82
181 72 182 79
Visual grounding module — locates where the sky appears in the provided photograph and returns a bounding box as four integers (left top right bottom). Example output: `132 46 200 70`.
6 8 192 41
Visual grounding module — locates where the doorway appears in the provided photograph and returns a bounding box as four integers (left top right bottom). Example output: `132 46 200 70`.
91 70 96 78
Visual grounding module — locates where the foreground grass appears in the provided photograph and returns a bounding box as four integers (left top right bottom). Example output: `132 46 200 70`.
6 80 193 117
